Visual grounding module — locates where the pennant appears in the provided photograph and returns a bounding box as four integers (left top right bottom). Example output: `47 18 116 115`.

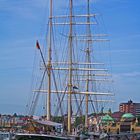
36 40 40 49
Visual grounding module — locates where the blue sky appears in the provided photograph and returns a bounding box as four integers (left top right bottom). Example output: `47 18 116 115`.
0 0 140 114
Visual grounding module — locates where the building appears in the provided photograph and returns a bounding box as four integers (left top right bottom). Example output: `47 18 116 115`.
119 100 140 117
104 113 140 133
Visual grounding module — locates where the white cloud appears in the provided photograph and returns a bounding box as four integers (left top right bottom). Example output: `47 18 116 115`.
120 72 140 77
114 71 140 79
112 63 140 68
0 0 48 20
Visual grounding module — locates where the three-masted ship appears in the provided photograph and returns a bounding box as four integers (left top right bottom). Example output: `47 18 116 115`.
23 0 114 139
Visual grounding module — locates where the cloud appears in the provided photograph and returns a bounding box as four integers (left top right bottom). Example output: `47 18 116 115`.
114 72 140 78
120 72 140 77
0 0 48 20
111 48 140 53
112 63 140 68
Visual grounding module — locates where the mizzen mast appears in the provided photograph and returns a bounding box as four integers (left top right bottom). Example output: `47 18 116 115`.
68 0 73 134
47 0 53 121
85 0 91 128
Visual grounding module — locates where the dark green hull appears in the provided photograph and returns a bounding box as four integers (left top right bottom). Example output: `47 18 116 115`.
14 133 77 140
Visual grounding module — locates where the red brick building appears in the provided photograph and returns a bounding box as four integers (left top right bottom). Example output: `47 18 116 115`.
119 100 140 117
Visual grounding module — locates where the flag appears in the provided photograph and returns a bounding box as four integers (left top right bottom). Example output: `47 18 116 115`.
73 85 78 89
36 40 40 49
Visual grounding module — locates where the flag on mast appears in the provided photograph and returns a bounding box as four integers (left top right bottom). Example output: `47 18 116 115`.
36 40 40 49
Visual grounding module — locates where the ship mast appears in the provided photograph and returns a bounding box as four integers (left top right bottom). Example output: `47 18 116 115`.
47 0 53 121
68 0 73 133
85 0 91 128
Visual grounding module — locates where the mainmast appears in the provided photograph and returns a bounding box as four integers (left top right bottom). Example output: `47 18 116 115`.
68 0 73 133
85 0 91 128
47 0 53 121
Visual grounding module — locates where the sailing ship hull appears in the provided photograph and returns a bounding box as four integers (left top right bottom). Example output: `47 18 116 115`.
14 133 77 140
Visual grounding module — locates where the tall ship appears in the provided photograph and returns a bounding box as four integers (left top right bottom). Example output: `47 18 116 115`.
16 0 115 139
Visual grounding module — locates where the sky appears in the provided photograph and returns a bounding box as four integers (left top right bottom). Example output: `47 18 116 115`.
0 0 140 115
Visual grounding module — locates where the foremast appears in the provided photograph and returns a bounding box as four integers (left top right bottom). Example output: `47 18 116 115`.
47 0 53 121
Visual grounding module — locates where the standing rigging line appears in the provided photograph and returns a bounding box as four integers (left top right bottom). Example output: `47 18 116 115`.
36 41 49 76
51 70 64 116
29 69 47 116
29 41 49 115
